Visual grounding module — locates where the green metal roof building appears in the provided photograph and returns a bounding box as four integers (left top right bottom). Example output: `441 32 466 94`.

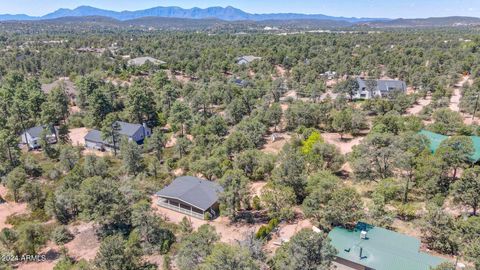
419 129 480 162
328 223 447 270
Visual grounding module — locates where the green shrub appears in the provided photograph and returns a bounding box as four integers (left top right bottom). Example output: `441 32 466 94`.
52 226 74 245
23 155 43 177
252 196 261 210
396 203 417 221
268 218 279 229
255 218 280 239
67 113 85 128
373 178 401 203
6 209 50 227
255 225 268 239
48 169 62 180
204 212 212 221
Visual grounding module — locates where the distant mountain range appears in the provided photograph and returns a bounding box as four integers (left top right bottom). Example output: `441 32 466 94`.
361 16 480 28
0 6 479 29
0 5 387 22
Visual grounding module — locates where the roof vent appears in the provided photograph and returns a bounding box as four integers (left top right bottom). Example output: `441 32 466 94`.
360 231 367 239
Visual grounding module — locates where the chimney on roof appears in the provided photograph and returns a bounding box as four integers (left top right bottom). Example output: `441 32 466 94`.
360 230 367 239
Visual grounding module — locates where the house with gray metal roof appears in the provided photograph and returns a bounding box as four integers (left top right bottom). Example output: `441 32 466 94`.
127 56 166 67
84 121 151 151
328 223 447 270
155 176 223 220
237 55 262 65
353 78 407 99
21 125 57 149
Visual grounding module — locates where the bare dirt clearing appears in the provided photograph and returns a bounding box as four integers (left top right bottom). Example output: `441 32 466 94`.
449 76 470 112
144 254 163 270
447 75 478 124
250 181 267 197
16 241 59 270
166 70 192 84
0 186 28 230
406 95 432 115
65 222 100 261
16 222 99 270
69 127 89 147
165 134 192 148
69 105 81 115
275 65 287 77
279 90 298 101
261 133 291 154
17 261 56 270
320 90 338 101
265 213 313 253
321 133 364 155
165 136 177 148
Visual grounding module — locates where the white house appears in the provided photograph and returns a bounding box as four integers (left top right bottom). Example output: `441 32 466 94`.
84 121 151 151
21 125 57 149
353 78 407 99
236 55 262 65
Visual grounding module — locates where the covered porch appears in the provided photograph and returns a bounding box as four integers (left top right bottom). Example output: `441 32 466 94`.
157 197 206 220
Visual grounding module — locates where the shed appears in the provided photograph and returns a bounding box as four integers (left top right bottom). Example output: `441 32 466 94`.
155 176 223 220
328 223 447 270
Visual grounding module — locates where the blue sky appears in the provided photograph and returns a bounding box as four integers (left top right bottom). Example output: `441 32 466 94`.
1 0 479 18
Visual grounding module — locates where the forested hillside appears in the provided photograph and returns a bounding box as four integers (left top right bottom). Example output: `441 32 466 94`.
0 26 479 270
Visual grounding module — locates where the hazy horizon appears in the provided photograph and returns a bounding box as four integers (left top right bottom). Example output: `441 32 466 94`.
0 0 479 19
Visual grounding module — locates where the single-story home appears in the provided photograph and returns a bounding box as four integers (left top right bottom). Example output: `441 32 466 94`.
155 176 223 220
127 56 166 67
21 125 57 149
236 55 262 65
419 129 480 162
353 78 407 99
328 223 447 270
84 121 151 151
